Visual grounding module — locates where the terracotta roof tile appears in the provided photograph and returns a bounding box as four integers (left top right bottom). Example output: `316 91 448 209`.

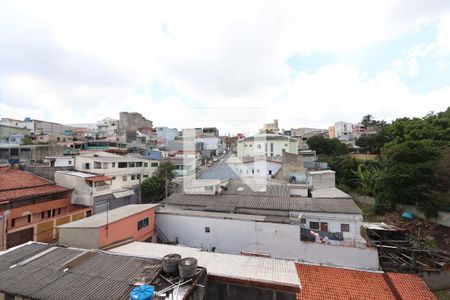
0 168 71 202
0 167 52 190
296 263 435 300
386 273 436 300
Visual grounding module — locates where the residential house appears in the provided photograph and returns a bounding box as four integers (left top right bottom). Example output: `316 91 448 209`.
0 125 31 144
58 204 160 249
74 152 159 202
96 117 119 139
119 112 153 143
260 119 280 133
43 156 74 167
0 167 91 250
333 121 354 141
237 132 298 160
158 179 377 270
155 126 179 146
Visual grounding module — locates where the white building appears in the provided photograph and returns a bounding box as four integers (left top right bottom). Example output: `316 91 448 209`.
74 151 159 191
237 133 298 160
195 136 223 156
157 179 378 270
155 127 179 146
334 121 354 141
54 171 125 213
43 156 74 167
226 156 282 177
260 119 280 134
96 117 119 139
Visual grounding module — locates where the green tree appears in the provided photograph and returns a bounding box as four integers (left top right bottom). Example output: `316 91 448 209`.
376 140 441 218
355 133 386 153
141 176 166 203
307 136 349 156
352 164 379 196
21 137 34 145
141 162 176 203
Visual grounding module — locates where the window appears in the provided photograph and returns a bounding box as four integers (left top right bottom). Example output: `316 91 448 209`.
122 175 127 182
270 143 274 152
129 162 136 168
143 175 149 178
341 224 350 232
58 208 62 215
309 221 319 230
86 210 92 217
94 161 102 169
205 227 210 233
137 174 141 180
151 162 159 167
41 212 45 219
103 163 108 169
68 160 72 165
27 215 31 223
112 162 116 167
249 144 253 147
257 144 261 149
11 218 16 227
47 210 51 218
137 218 149 230
284 143 288 147
118 162 127 168
144 162 148 167
112 176 116 180
85 163 90 169
136 162 143 167
52 209 56 217
131 175 136 180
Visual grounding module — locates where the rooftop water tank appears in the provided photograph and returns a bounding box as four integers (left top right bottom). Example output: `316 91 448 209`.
130 285 154 300
162 254 181 274
178 257 198 279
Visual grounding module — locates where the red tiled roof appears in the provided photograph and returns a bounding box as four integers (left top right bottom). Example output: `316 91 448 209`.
296 263 435 300
0 167 72 202
0 167 52 190
386 272 436 300
85 175 113 182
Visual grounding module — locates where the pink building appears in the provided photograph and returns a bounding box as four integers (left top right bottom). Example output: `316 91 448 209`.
57 204 160 249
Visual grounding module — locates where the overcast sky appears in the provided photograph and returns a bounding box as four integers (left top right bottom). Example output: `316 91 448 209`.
1 1 449 135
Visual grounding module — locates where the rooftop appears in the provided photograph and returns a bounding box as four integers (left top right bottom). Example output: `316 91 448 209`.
112 242 301 293
58 204 160 228
0 242 205 300
296 263 435 300
0 167 71 202
163 179 362 214
310 187 351 199
56 170 99 178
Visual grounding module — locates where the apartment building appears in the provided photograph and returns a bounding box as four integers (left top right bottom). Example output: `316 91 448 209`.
237 133 298 160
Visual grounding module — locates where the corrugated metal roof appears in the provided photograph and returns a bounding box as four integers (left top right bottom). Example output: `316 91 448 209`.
164 193 362 214
0 243 163 300
112 242 301 291
58 204 160 228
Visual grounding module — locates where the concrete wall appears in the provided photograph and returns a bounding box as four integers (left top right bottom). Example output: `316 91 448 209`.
421 269 450 291
208 279 296 300
23 166 74 181
308 171 335 189
156 213 379 270
58 227 99 249
55 172 94 206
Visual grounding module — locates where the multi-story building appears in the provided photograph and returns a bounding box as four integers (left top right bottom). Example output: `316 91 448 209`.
202 127 219 137
260 119 280 133
119 112 153 143
155 127 179 146
0 166 91 250
333 121 354 141
73 152 159 199
96 117 119 139
237 133 298 160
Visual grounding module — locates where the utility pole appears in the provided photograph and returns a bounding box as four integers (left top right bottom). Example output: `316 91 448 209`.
165 169 168 201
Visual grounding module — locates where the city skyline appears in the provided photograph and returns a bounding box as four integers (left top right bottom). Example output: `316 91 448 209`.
1 1 450 133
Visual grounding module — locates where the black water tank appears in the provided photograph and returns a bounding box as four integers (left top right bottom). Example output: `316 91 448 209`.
178 257 198 279
162 254 181 274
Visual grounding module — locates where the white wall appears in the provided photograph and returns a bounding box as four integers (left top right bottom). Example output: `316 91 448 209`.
156 213 379 270
55 173 93 206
